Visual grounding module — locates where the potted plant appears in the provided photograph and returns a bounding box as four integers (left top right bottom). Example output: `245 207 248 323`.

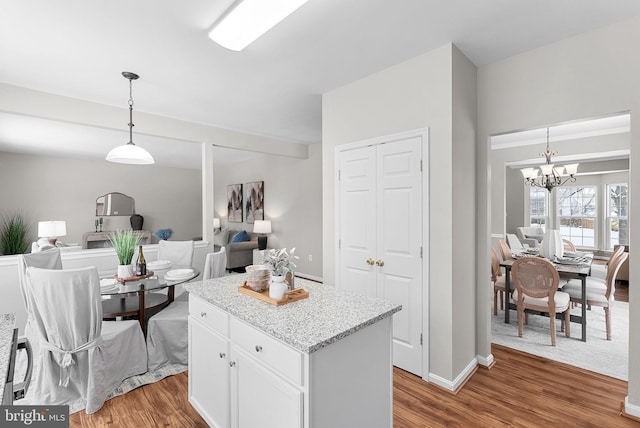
263 248 299 299
0 212 30 255
109 229 142 279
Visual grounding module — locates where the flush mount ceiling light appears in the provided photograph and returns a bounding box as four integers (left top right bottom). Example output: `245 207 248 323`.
520 128 579 193
106 72 155 165
208 0 310 51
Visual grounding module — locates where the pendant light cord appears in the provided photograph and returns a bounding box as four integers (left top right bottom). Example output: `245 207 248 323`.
128 77 135 145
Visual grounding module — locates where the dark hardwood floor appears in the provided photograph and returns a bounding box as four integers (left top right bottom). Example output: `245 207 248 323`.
70 344 636 427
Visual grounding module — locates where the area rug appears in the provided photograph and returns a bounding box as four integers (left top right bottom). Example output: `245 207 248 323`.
491 274 628 381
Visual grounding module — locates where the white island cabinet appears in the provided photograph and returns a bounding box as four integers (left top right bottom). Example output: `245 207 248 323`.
185 275 401 428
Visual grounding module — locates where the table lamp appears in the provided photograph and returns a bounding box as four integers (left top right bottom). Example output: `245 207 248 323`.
38 220 67 246
213 217 221 231
253 220 271 250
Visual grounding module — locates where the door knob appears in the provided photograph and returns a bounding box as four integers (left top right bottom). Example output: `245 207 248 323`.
366 258 375 265
229 361 236 367
376 260 384 266
219 352 226 359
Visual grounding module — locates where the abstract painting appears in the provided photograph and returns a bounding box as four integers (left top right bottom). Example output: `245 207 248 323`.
227 183 243 222
245 181 264 224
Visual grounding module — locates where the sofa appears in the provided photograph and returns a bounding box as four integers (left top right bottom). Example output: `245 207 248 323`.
515 227 544 248
213 228 259 270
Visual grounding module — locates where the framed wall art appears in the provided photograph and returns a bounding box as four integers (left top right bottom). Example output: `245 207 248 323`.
245 181 264 224
227 183 243 222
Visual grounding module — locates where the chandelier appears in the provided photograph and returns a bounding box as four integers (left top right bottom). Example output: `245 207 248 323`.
520 128 578 193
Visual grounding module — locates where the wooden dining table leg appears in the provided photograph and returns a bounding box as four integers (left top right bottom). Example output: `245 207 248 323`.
581 274 587 342
504 268 511 323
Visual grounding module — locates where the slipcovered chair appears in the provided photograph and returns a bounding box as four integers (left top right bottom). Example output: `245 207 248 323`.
157 240 194 267
491 248 506 316
562 250 628 340
146 301 189 370
24 266 147 414
515 226 544 248
203 246 227 280
511 257 571 346
506 233 528 251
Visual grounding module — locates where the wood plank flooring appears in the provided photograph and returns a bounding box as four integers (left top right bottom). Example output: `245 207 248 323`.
70 344 635 427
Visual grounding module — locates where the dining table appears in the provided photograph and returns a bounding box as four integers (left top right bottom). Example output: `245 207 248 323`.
100 266 200 335
500 250 593 342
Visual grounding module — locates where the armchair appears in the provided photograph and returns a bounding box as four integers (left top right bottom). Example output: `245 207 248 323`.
515 227 544 248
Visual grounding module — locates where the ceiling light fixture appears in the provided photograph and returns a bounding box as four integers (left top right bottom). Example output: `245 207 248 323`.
106 72 155 165
520 128 578 193
208 0 309 51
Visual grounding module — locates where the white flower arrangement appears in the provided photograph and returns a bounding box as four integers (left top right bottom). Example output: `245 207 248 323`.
263 247 299 276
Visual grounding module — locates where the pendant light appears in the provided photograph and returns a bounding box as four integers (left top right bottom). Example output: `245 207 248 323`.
520 128 578 192
106 72 155 165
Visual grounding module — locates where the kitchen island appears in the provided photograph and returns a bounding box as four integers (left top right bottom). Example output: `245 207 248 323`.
0 313 16 405
185 275 401 428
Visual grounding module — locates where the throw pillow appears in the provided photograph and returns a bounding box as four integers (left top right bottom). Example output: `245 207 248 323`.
230 230 249 243
213 229 229 247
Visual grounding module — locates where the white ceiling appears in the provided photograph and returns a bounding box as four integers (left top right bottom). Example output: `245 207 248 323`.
1 0 640 168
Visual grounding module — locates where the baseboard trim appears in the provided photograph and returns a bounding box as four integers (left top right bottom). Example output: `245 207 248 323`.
428 357 478 393
624 397 640 419
296 272 323 283
476 353 494 368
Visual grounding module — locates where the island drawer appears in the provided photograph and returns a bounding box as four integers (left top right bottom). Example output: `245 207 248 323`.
189 295 229 336
230 318 303 386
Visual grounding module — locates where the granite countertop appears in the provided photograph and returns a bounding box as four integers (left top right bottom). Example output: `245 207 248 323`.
0 313 16 405
185 275 401 354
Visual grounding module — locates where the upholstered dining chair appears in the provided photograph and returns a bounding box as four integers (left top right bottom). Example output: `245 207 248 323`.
563 239 576 252
562 250 628 340
157 240 194 267
497 239 513 261
511 257 571 346
491 248 506 316
24 266 147 414
203 246 227 280
146 301 188 370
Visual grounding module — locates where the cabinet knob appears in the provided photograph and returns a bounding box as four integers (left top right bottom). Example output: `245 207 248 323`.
366 258 375 265
376 260 385 267
219 352 226 359
229 361 236 367
200 312 207 318
255 345 263 353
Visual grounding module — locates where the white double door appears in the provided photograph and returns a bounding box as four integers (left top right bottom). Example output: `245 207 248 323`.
337 133 424 375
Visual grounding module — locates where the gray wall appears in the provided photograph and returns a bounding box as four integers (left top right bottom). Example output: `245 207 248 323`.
323 43 478 385
0 151 201 248
478 15 640 408
213 144 323 278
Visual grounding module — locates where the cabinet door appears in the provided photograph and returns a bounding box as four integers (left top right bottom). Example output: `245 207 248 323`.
232 348 303 428
189 318 230 428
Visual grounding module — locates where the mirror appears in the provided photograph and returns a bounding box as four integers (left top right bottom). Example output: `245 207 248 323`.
96 192 135 216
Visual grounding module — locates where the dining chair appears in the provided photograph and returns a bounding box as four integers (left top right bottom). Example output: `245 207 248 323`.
146 301 188 370
497 240 513 261
511 257 571 346
506 233 527 250
157 240 194 267
563 239 576 252
491 248 506 316
561 251 628 340
24 266 147 414
203 246 227 280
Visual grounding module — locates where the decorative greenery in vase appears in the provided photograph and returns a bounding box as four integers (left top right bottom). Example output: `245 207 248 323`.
263 248 299 277
0 212 30 255
108 229 142 266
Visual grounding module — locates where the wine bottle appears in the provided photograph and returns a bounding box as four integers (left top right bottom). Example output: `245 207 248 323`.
137 245 147 276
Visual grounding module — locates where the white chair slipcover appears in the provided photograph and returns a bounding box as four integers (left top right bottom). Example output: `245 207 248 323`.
146 302 189 370
157 240 194 267
25 266 147 414
203 246 226 280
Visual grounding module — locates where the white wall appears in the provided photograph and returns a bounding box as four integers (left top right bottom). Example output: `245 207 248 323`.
323 43 478 384
213 144 323 278
0 151 201 247
478 15 640 410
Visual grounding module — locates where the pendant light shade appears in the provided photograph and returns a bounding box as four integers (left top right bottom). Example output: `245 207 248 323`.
106 72 155 165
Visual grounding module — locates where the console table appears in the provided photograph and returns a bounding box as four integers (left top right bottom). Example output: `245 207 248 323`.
83 230 151 249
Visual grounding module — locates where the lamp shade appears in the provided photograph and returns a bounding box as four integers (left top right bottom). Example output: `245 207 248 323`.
213 218 220 229
38 221 66 238
253 220 272 234
106 143 155 164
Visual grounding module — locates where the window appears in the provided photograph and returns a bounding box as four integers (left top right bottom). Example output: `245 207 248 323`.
556 186 597 248
529 187 546 230
606 183 628 249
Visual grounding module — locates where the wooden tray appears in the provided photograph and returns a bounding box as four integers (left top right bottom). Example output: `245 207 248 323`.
115 271 154 283
239 282 309 306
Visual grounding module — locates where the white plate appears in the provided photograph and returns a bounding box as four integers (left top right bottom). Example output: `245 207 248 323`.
148 260 172 270
100 278 118 288
165 268 194 279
